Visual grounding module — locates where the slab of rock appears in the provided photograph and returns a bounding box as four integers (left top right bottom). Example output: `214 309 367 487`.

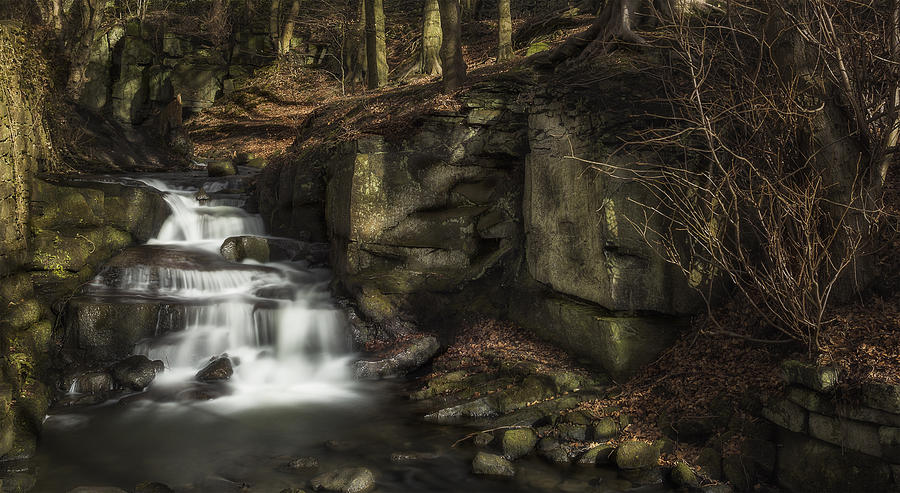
354 336 440 379
309 467 376 493
110 355 164 391
196 355 234 382
472 452 515 477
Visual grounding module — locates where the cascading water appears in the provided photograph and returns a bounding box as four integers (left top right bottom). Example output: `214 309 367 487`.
87 177 358 408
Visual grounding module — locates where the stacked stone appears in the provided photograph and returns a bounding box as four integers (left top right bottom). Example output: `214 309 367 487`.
762 360 900 493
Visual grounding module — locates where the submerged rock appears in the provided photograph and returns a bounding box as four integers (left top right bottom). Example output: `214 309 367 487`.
287 456 320 470
196 355 234 382
354 336 440 379
110 355 164 391
309 467 376 493
134 482 175 493
472 452 515 477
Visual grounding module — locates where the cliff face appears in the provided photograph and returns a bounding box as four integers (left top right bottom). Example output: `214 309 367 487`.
261 68 704 380
0 22 170 462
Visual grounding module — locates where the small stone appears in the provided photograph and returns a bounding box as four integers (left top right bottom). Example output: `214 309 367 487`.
670 462 700 488
473 432 494 448
502 427 537 459
472 452 515 477
615 440 659 470
195 355 233 382
135 482 175 493
288 456 319 470
309 467 375 493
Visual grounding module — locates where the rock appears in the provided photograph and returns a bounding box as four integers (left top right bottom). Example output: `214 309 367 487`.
63 370 115 395
473 432 494 448
537 437 571 465
592 417 619 441
389 451 440 463
134 482 175 493
615 440 659 470
246 157 268 169
558 411 591 441
722 455 757 492
862 382 900 414
324 439 357 452
472 452 515 477
696 447 723 480
577 444 615 466
234 152 255 165
354 336 440 379
288 456 320 470
762 398 808 433
670 461 700 488
740 439 776 476
220 235 328 264
309 467 376 493
196 355 233 382
781 360 839 392
501 428 537 459
110 355 164 391
208 160 236 177
194 188 210 203
672 415 719 443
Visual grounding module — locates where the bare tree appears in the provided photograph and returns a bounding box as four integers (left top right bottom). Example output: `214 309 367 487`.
364 0 388 88
423 0 442 75
497 0 512 62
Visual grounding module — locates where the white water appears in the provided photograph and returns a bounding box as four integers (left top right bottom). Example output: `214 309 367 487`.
105 177 357 409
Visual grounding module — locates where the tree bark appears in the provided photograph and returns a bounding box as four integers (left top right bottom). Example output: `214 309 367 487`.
278 0 301 55
65 0 104 101
365 0 388 88
423 0 443 76
269 0 281 52
438 0 466 92
497 0 512 62
347 0 367 85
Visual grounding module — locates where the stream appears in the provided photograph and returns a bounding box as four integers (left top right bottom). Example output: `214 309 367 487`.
32 173 671 493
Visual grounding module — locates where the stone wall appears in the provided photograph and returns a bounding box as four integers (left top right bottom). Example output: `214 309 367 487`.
762 362 900 493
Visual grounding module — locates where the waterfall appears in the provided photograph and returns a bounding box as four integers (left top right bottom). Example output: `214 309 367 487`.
103 177 358 408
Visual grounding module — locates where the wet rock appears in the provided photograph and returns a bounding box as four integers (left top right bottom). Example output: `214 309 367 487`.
134 482 175 493
208 160 236 177
110 355 164 391
670 461 700 489
324 439 357 452
502 427 537 459
194 188 210 203
354 336 440 379
196 355 234 382
473 432 494 448
220 235 329 264
62 370 115 395
309 467 376 493
537 437 571 465
389 451 440 463
614 440 659 470
472 452 515 477
288 456 320 470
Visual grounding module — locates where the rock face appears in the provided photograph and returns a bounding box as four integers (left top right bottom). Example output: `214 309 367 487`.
263 76 697 379
354 336 440 379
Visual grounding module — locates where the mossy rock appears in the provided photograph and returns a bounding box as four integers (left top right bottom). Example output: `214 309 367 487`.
593 417 619 441
670 461 699 488
502 427 538 459
526 41 551 56
2 298 41 331
472 452 515 477
578 444 615 466
246 157 268 169
695 447 723 480
614 440 659 470
208 160 236 177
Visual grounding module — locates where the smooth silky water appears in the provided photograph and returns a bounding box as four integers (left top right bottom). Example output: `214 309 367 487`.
33 175 669 492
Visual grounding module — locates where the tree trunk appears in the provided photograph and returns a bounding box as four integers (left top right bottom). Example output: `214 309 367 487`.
438 0 466 92
365 0 388 88
423 0 442 76
269 0 281 53
278 0 301 55
65 0 104 101
497 0 512 62
347 0 367 85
